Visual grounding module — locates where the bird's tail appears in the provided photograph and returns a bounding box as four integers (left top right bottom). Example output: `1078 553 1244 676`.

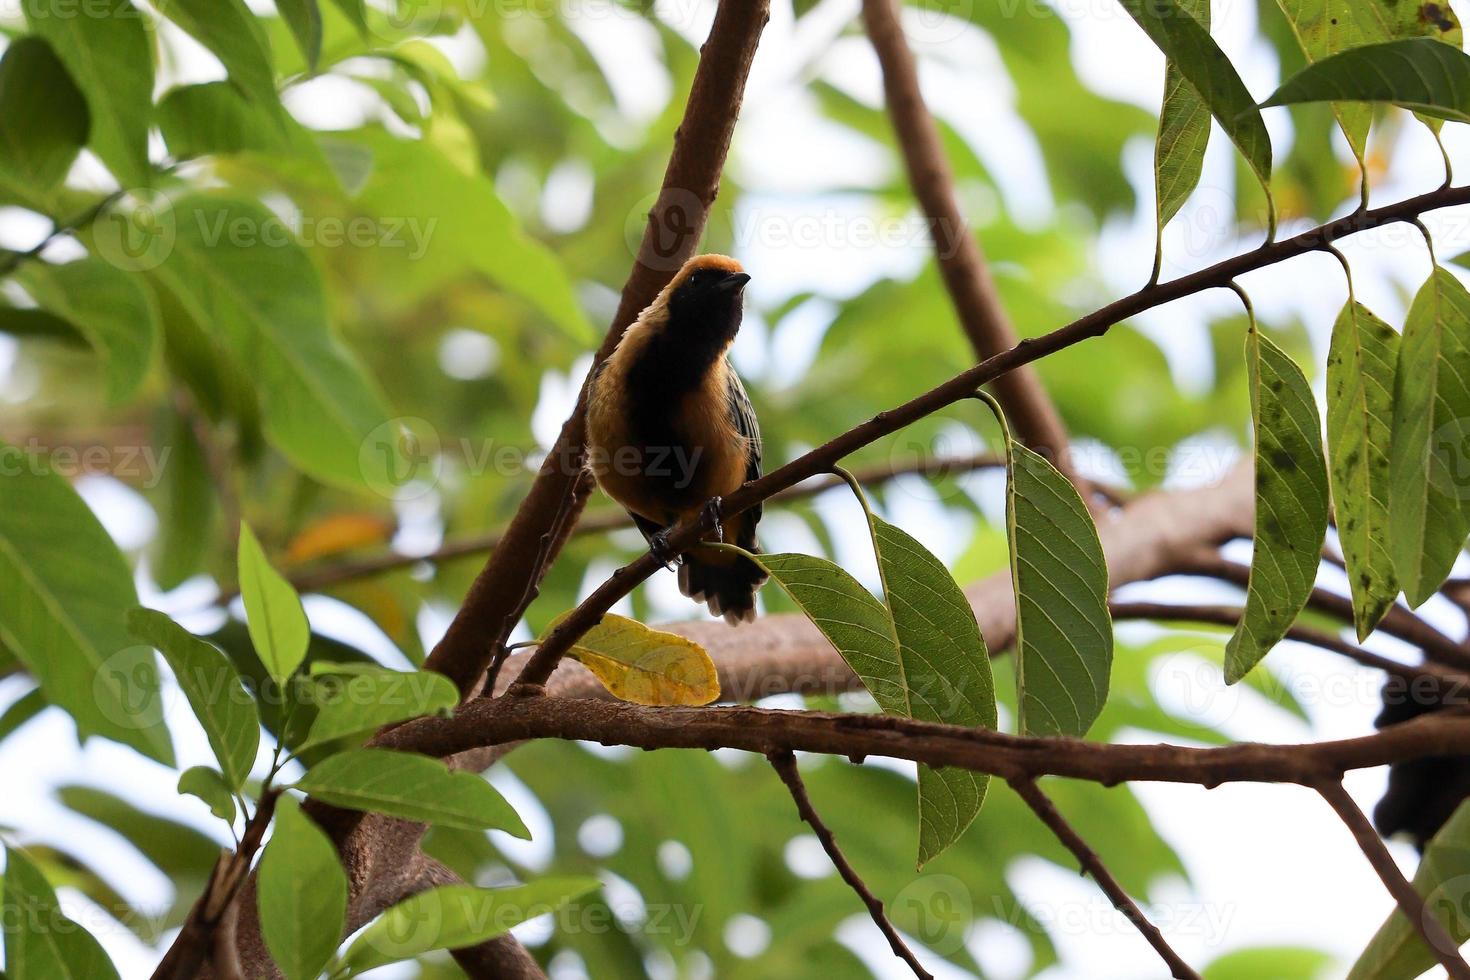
678 546 768 625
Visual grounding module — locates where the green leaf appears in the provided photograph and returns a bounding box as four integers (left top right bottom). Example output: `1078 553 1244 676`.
257 795 347 980
0 448 173 763
151 411 215 591
293 748 529 835
155 0 283 114
0 686 47 743
1272 1 1386 161
751 499 999 868
237 522 310 687
127 607 260 789
1225 327 1330 683
1348 801 1470 979
57 786 222 882
870 516 997 867
1116 0 1273 204
296 666 457 751
17 257 159 404
277 0 323 71
1205 945 1332 980
22 0 153 188
345 130 595 344
177 765 237 823
325 0 368 35
0 37 88 196
1153 0 1212 241
1389 267 1470 605
559 612 718 706
2 847 120 980
157 82 326 168
1326 301 1400 638
979 395 1114 738
337 879 600 977
1264 37 1470 124
149 195 398 490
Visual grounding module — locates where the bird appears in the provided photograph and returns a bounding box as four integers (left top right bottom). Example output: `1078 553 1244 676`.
586 253 767 624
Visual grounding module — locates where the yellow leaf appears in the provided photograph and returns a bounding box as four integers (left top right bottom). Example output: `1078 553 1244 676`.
286 514 393 564
559 613 719 706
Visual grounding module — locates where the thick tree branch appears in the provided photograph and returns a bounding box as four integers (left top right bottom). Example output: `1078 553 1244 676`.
1315 779 1470 979
513 183 1470 691
1009 777 1200 980
861 0 1075 477
381 693 1470 787
769 751 931 980
422 0 773 698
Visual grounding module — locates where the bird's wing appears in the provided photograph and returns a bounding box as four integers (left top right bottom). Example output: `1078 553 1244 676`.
725 364 763 538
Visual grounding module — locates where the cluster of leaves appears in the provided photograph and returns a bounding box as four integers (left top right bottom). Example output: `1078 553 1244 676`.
1 0 1470 976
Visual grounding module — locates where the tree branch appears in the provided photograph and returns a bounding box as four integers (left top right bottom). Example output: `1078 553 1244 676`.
1009 777 1199 980
1315 779 1470 979
860 0 1075 478
260 452 1006 599
422 0 773 697
512 182 1470 692
1109 601 1466 686
768 750 931 980
380 693 1470 788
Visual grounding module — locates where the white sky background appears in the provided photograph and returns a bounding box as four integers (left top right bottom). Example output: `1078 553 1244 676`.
5 0 1470 977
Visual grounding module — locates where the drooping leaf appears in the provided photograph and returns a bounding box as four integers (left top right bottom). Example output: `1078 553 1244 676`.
870 516 996 867
1264 37 1470 124
1153 0 1212 246
57 786 222 883
156 82 329 177
1389 267 1470 606
336 879 600 977
0 686 47 743
977 393 1114 738
751 497 998 868
237 522 310 688
22 0 153 188
148 195 398 490
1325 301 1400 638
0 449 173 763
127 608 260 790
559 612 718 707
151 411 215 591
293 748 529 835
2 847 120 980
276 0 323 72
0 37 88 196
257 795 348 980
155 0 283 114
1272 1 1384 162
325 0 368 35
1116 0 1274 205
17 257 159 403
295 666 457 751
177 765 237 823
1348 800 1470 979
1225 327 1330 683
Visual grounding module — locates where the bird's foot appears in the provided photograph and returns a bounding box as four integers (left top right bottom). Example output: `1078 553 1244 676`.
702 496 724 542
648 528 679 569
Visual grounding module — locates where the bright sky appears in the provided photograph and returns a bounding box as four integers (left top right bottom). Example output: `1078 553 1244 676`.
4 0 1470 977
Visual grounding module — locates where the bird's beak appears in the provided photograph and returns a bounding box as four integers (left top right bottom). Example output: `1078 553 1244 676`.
718 272 752 294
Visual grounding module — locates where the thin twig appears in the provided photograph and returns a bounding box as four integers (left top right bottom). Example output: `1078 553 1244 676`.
1109 601 1467 686
1315 779 1470 979
768 751 932 980
1010 778 1200 980
254 452 1007 601
1177 553 1470 672
0 188 128 278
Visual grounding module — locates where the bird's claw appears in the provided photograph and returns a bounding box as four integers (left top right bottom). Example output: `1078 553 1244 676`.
649 529 678 569
702 496 724 542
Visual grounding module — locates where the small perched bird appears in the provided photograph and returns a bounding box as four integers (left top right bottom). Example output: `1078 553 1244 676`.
587 254 767 623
